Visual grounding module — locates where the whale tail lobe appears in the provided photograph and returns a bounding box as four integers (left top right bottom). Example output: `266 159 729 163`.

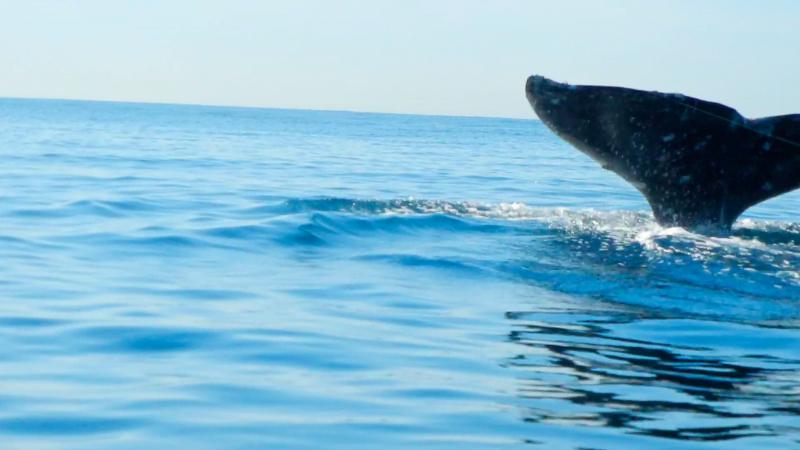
525 75 800 232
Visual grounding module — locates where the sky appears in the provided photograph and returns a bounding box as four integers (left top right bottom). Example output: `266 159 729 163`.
0 0 798 118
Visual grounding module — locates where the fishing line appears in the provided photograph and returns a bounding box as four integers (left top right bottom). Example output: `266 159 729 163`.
675 99 800 149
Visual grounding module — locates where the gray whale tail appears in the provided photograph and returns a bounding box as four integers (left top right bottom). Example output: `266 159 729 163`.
525 75 800 233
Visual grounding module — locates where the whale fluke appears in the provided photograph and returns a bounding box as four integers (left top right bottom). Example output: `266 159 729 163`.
525 75 800 233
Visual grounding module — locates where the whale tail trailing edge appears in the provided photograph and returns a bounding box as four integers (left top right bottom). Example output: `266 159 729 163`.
525 75 800 233
733 114 800 218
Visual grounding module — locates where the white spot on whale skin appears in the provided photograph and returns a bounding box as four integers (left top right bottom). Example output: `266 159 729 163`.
763 142 771 151
662 134 675 142
762 182 773 191
678 175 692 184
549 98 561 105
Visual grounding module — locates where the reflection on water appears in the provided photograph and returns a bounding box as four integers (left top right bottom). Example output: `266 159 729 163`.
500 213 800 447
505 311 800 445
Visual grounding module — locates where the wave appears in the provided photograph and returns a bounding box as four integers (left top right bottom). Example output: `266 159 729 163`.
276 196 798 252
267 197 800 322
20 195 797 321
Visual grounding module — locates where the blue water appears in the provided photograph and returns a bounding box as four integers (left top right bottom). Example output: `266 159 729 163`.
0 98 798 449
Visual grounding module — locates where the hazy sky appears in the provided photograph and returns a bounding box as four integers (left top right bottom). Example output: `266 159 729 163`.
1 0 797 118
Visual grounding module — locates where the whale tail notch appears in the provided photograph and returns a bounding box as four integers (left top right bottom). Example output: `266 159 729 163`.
525 75 800 233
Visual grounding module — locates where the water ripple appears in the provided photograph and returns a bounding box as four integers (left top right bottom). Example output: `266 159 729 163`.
0 101 797 449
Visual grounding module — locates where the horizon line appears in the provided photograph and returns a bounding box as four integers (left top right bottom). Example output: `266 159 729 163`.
0 94 538 122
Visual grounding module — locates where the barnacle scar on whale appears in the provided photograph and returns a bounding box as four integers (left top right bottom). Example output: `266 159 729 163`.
525 75 800 234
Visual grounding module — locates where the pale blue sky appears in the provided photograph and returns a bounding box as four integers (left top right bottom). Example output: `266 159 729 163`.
0 0 797 118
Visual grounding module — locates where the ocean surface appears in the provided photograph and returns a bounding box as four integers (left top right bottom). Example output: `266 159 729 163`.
0 98 798 450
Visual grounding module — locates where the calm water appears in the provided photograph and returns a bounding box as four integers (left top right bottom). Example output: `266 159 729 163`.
0 98 798 449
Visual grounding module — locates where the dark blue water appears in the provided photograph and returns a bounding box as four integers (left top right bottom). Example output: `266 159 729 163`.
0 98 798 449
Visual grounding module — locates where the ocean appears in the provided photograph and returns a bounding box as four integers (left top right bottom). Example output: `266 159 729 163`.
0 98 798 449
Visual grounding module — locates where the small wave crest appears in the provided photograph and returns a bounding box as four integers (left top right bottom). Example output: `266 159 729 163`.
282 196 546 219
280 197 799 253
273 197 800 320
